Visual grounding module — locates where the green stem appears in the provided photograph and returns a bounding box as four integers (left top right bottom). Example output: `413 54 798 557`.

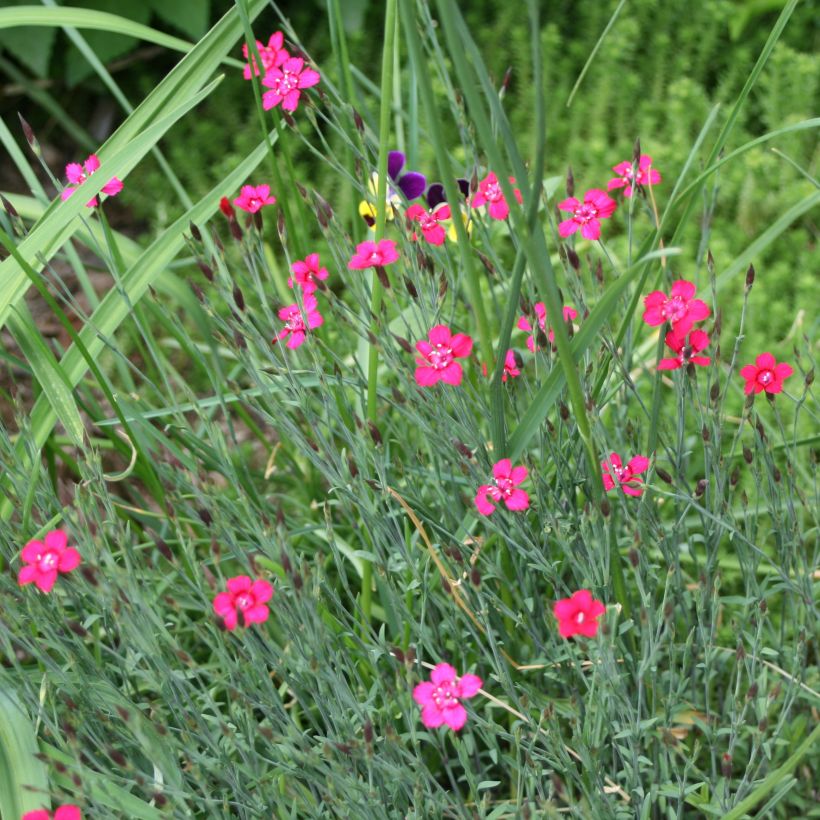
361 0 398 631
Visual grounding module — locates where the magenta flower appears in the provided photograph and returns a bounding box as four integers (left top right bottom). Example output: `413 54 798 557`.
23 807 81 820
475 458 530 515
517 303 578 352
233 184 276 214
553 590 606 639
482 350 521 382
414 325 473 387
242 31 288 79
602 453 650 497
261 57 320 112
642 280 710 337
657 329 711 370
18 529 81 593
412 662 482 731
557 189 617 240
406 203 451 246
348 239 400 270
607 154 662 197
213 576 273 631
61 154 123 208
288 253 329 293
471 172 522 220
739 353 794 395
273 294 323 349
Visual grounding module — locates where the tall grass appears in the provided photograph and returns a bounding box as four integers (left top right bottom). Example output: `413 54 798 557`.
0 0 817 817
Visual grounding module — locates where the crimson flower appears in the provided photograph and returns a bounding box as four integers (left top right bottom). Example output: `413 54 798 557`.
475 458 529 515
213 576 273 631
557 189 616 240
412 663 482 731
233 184 276 213
261 57 320 112
602 452 649 497
657 329 711 370
553 590 606 639
607 154 662 197
406 203 451 246
61 154 123 208
348 239 399 270
414 325 473 387
242 31 288 79
642 280 710 337
517 303 578 352
482 350 521 382
739 353 793 395
288 253 328 293
471 172 522 220
18 529 81 593
273 294 323 349
23 807 81 820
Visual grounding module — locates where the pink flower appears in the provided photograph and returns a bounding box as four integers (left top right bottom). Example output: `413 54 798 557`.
212 576 273 631
657 329 711 370
475 458 530 515
348 239 400 270
414 325 473 387
642 280 710 337
739 353 794 395
602 453 650 497
482 350 521 382
553 590 606 639
607 154 662 197
517 303 578 352
557 189 617 241
261 57 320 112
406 203 451 245
288 253 329 293
18 529 81 593
242 31 288 79
61 154 123 208
412 662 482 731
273 294 323 349
23 807 81 820
470 173 522 220
233 184 276 213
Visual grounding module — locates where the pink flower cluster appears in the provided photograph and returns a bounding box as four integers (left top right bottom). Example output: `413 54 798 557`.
273 251 331 349
241 31 321 113
517 303 578 353
23 807 81 820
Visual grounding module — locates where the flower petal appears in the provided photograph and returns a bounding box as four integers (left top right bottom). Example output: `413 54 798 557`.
431 663 457 685
58 548 81 572
443 703 467 731
457 673 482 698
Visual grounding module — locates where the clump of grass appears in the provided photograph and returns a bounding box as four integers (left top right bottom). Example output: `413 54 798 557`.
0 0 817 817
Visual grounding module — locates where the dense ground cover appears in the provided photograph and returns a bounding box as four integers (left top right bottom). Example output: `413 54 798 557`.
0 1 817 817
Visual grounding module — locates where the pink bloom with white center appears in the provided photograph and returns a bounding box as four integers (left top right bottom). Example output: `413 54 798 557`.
233 184 276 213
657 329 711 371
288 253 328 293
406 203 451 245
602 452 650 497
23 807 82 820
517 303 578 352
261 57 320 112
607 154 662 197
412 662 482 731
414 325 473 387
471 173 522 220
482 350 521 382
18 529 81 593
475 458 530 515
642 280 710 337
61 154 123 208
348 239 400 270
557 189 617 240
553 590 606 639
242 31 288 79
273 294 323 349
739 352 794 395
213 576 273 631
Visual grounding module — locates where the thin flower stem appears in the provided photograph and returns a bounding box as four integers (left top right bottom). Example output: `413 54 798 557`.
361 0 398 631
